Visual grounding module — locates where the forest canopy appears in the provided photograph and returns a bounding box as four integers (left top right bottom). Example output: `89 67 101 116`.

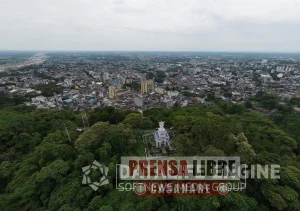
0 102 299 211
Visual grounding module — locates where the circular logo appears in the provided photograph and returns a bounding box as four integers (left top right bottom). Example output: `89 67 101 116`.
217 183 229 195
134 183 147 195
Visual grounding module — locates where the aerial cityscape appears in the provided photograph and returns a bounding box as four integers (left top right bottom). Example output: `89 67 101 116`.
1 0 300 210
1 51 300 113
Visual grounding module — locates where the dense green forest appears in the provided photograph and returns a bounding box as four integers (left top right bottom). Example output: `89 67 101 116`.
0 100 300 210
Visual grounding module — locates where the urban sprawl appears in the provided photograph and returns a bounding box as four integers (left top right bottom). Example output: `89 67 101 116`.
1 52 300 113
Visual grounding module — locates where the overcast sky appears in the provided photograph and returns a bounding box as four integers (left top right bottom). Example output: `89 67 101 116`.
1 0 300 51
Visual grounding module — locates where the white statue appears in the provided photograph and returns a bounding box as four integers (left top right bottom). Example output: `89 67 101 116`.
155 121 169 148
158 121 165 131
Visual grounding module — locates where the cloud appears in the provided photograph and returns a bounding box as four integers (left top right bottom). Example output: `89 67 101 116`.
0 0 300 51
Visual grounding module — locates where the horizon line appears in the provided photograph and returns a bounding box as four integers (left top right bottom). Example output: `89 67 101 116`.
1 49 300 54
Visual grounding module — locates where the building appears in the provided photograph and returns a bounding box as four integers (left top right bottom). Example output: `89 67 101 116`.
101 72 110 82
155 87 166 95
134 95 144 107
109 86 117 99
154 121 170 148
141 79 154 94
115 78 124 89
168 91 179 97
